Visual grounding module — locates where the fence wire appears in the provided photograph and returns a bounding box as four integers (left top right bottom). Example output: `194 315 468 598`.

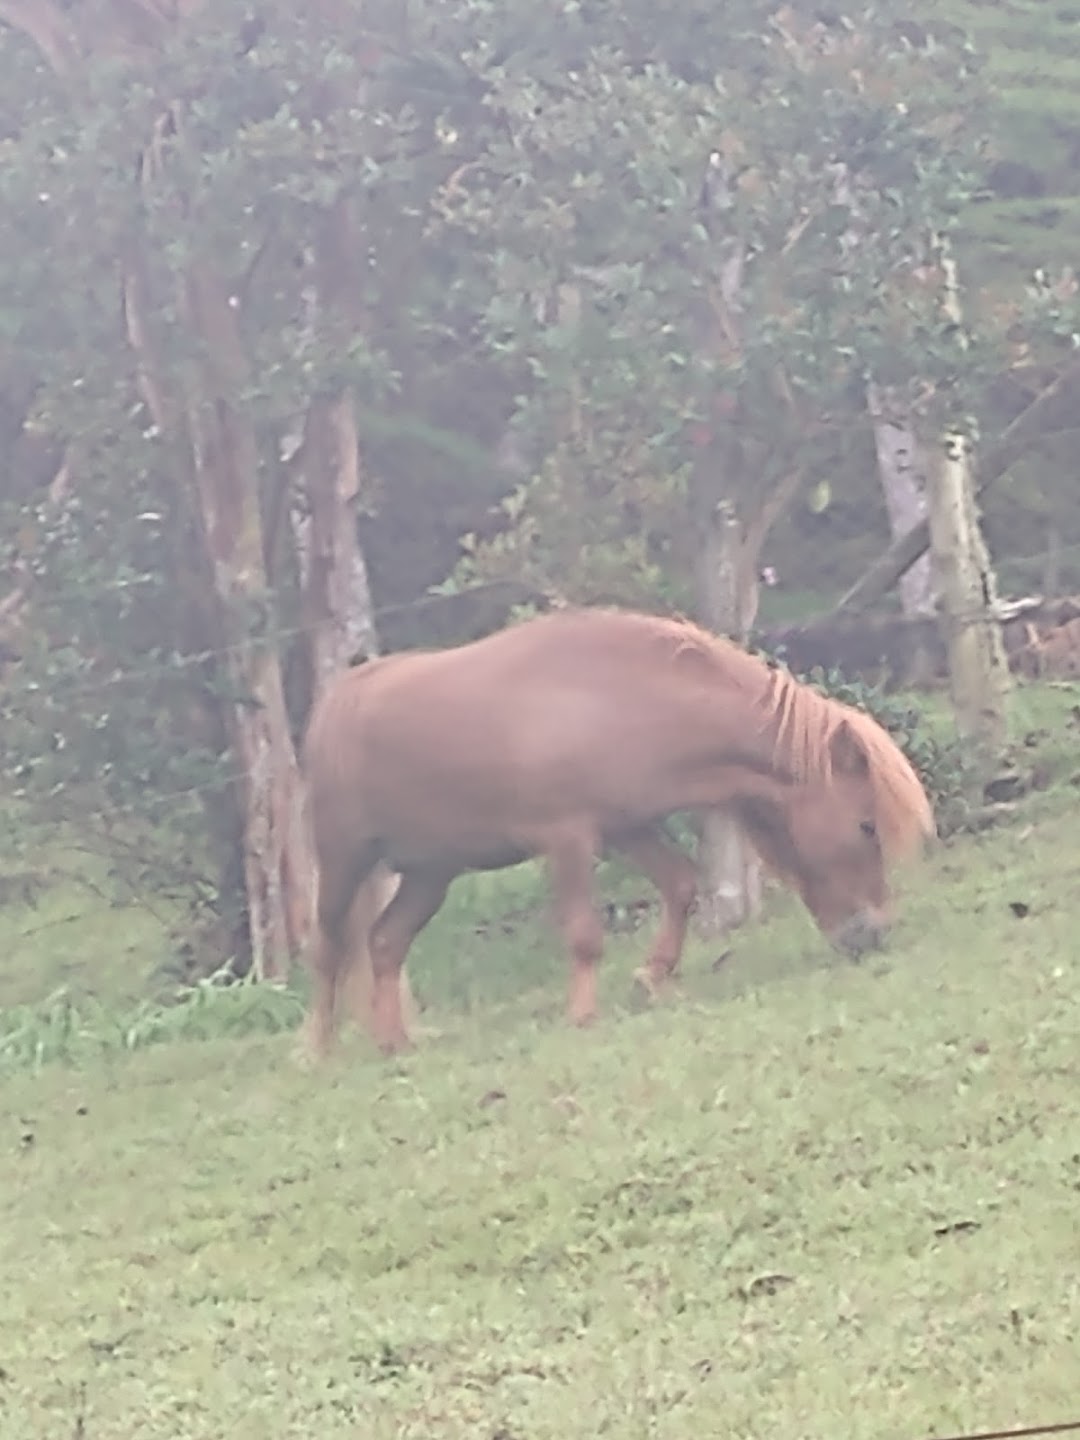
930 1422 1080 1440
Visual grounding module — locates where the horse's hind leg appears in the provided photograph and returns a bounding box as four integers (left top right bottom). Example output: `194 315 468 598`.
611 825 698 999
338 866 422 1043
299 849 380 1065
368 869 450 1055
300 930 345 1066
545 830 605 1028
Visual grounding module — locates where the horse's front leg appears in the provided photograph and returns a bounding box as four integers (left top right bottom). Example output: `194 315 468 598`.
545 829 605 1028
611 825 698 999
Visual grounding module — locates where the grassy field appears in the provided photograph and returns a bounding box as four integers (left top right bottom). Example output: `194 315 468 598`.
3 685 1080 1439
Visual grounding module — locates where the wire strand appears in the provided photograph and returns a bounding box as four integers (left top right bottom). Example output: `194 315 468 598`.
928 1421 1080 1440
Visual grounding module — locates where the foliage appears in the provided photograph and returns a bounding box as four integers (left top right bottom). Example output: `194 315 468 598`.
937 0 1080 286
1 0 1079 981
0 1 435 940
434 0 998 609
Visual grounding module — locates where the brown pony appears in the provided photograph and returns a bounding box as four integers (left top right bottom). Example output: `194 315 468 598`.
299 606 935 1058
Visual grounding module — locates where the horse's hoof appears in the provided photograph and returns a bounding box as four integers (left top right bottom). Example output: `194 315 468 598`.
632 966 662 1000
292 1027 331 1071
376 1032 414 1057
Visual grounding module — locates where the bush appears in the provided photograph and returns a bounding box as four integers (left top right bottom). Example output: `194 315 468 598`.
0 974 306 1077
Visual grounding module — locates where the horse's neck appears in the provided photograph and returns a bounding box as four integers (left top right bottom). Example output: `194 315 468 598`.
667 683 798 812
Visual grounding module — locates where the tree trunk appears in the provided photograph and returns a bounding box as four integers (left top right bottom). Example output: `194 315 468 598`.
1042 520 1061 595
867 381 935 618
926 239 1010 777
688 154 764 935
293 197 417 1037
926 429 1010 771
693 494 763 935
123 137 314 983
297 197 381 690
182 259 314 978
296 392 380 687
123 241 259 975
832 356 1080 618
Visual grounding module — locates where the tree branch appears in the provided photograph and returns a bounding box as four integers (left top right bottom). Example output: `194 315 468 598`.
0 450 72 638
831 356 1080 617
739 462 805 591
0 0 80 74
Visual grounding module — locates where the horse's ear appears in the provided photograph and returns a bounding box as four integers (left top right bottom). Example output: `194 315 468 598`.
830 718 870 776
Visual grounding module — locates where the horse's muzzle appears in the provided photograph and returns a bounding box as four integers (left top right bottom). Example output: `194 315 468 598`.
832 910 888 960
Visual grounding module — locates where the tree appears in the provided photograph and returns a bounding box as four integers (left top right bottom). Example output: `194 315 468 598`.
867 381 935 619
433 0 992 930
923 235 1010 770
830 274 1080 620
3 0 1066 1009
0 2 416 1002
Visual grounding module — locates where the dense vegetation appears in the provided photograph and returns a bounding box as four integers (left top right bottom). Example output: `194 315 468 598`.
2 8 1080 1436
0 0 1077 979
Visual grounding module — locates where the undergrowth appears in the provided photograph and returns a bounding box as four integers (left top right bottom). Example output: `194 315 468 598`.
0 973 306 1077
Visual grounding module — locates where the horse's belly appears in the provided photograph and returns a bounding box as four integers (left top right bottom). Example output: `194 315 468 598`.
381 836 534 875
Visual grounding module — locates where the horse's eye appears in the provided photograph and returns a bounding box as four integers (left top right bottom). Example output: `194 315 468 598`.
859 820 877 839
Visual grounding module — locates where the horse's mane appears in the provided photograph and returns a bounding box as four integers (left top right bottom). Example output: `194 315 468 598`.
650 612 936 861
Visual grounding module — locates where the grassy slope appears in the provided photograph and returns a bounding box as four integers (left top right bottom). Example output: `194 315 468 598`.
3 682 1080 1437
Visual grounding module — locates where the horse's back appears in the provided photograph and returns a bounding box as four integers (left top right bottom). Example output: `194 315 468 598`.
299 609 704 848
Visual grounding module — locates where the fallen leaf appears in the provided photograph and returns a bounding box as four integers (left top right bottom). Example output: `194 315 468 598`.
933 1219 980 1238
742 1272 796 1300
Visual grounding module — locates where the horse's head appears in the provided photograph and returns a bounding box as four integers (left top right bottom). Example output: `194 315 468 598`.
738 720 901 958
783 768 891 957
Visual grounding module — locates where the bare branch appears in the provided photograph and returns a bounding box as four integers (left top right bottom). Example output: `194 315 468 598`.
122 264 174 435
831 356 1080 617
0 450 72 638
0 0 81 74
741 463 805 574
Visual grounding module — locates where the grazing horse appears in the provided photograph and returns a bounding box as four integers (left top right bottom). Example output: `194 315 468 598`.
299 606 935 1058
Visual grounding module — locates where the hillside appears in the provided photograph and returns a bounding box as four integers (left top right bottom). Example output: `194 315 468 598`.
3 680 1080 1437
4 797 1080 1438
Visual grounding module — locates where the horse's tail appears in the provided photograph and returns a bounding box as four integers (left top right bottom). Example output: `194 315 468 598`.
336 862 420 1043
299 661 419 1046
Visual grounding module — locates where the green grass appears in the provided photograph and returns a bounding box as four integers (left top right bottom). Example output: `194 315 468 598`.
3 682 1080 1438
4 810 1080 1438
